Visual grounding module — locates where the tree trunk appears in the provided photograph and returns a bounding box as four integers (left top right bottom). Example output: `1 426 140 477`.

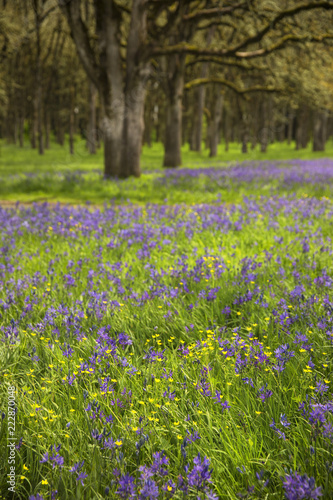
62 0 150 178
87 81 97 154
301 107 309 148
121 74 149 177
260 98 268 153
33 2 44 155
36 83 44 155
190 28 214 152
45 111 50 149
163 54 185 168
163 89 183 167
31 107 37 149
191 83 207 152
287 110 294 145
143 97 152 147
19 116 24 147
223 108 229 152
313 109 328 151
13 114 18 144
209 89 223 157
295 108 303 150
69 100 75 155
69 84 76 155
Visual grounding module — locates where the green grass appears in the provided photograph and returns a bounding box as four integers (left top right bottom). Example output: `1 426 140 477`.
0 196 333 499
1 138 333 498
0 137 332 204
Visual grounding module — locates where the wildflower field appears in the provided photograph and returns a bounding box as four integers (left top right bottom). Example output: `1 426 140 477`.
1 158 333 499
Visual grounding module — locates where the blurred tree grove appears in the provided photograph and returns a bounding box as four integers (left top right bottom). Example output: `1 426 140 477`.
1 0 333 178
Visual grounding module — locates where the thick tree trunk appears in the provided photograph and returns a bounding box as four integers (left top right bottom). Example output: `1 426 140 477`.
251 100 259 150
121 76 148 177
313 109 328 151
163 91 183 167
242 131 248 153
143 97 152 147
191 83 207 152
209 89 223 157
62 0 149 178
163 54 185 168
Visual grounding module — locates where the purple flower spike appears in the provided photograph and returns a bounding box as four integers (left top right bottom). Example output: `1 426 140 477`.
283 471 322 500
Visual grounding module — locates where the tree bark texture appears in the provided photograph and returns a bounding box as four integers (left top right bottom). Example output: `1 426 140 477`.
87 82 97 153
163 53 185 168
209 88 223 157
62 0 149 178
313 110 328 151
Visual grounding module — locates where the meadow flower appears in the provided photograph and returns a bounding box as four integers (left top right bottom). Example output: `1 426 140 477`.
139 478 159 499
115 473 136 498
187 453 213 490
76 472 88 486
282 471 322 499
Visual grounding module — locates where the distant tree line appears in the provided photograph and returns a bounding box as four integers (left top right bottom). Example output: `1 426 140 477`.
1 0 333 177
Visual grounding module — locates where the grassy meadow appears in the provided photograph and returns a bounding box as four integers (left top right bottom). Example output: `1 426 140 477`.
1 138 333 204
0 138 333 499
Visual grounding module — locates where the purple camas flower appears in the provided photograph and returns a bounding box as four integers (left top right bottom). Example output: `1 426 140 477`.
70 461 84 474
185 429 201 444
40 452 49 463
116 473 136 499
315 380 328 395
187 453 213 491
51 453 64 469
151 451 169 475
196 377 212 397
76 472 88 486
138 465 154 481
139 478 159 499
213 390 230 412
60 343 74 357
282 471 322 499
257 385 273 402
39 446 64 469
242 377 254 387
280 414 291 428
270 419 286 440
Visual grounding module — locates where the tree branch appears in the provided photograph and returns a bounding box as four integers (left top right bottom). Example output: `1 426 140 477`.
184 77 279 96
227 1 333 55
58 0 100 89
235 33 333 59
183 2 246 22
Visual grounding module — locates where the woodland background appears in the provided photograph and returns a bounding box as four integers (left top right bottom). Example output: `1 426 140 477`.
1 0 333 178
